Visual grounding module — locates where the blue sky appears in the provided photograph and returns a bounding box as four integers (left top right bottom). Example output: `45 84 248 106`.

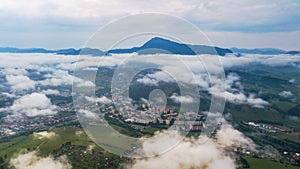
0 0 300 50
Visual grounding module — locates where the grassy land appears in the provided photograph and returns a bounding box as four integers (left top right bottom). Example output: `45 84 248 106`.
0 126 299 169
0 127 91 159
227 66 300 133
245 157 299 169
0 126 130 168
275 132 300 142
228 104 283 122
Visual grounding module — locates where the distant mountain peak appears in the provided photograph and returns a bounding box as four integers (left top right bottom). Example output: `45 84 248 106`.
145 37 175 43
230 47 287 55
0 37 233 56
108 37 232 56
1 37 299 56
149 36 168 41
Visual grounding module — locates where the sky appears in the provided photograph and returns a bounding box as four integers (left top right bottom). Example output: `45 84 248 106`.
0 0 300 50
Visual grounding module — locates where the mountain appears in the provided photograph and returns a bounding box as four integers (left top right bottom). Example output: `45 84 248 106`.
286 51 300 55
80 48 105 56
0 47 104 56
8 38 299 56
108 37 232 56
55 48 81 55
57 48 105 56
230 47 286 55
287 105 300 117
1 38 299 56
0 47 53 53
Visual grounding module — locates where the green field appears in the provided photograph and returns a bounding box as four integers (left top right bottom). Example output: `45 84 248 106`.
0 127 92 159
245 157 299 169
227 66 300 133
0 126 299 169
0 126 128 168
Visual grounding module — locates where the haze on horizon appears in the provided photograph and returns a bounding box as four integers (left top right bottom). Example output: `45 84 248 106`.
0 0 300 50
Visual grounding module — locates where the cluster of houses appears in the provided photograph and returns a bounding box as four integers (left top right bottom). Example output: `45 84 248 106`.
245 121 293 133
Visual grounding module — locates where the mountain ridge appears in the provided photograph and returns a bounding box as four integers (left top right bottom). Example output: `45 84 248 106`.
230 47 299 55
1 37 299 56
0 47 105 56
108 37 232 56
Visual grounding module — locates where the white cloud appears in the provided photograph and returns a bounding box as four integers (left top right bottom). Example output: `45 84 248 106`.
207 73 269 108
246 95 269 108
279 91 293 98
289 78 296 83
1 53 298 110
140 98 148 103
1 0 299 32
1 92 17 98
10 151 70 169
220 54 300 68
10 93 57 116
140 140 236 169
1 1 300 49
128 112 257 169
137 71 175 86
129 131 235 169
76 80 95 87
0 53 77 69
216 124 256 150
6 75 35 91
59 55 122 70
85 96 112 104
38 69 95 87
221 92 269 108
137 77 159 86
109 54 278 108
2 68 28 75
78 109 98 119
40 89 60 95
129 122 257 169
169 93 194 103
33 131 56 139
38 70 74 86
188 72 265 108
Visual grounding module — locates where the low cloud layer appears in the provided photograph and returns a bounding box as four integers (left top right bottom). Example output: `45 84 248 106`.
138 71 269 108
6 75 35 91
2 68 28 75
137 71 175 86
78 109 98 119
38 69 95 87
0 52 293 168
33 131 56 139
1 52 297 118
9 93 57 116
131 138 235 169
10 151 70 169
216 124 256 150
128 121 255 169
85 96 112 104
169 93 194 103
41 89 60 95
208 73 269 108
279 91 293 98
